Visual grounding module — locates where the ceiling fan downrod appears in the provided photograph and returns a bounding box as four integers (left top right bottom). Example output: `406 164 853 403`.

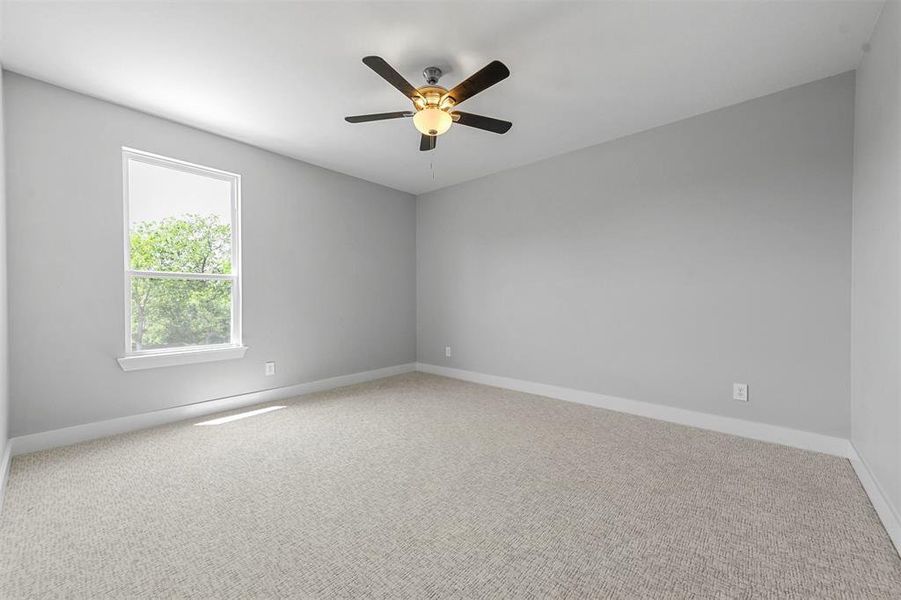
422 66 442 85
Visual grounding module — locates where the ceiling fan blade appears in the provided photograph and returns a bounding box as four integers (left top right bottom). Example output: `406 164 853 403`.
420 134 437 151
345 111 414 123
443 61 510 106
453 112 512 134
362 56 422 100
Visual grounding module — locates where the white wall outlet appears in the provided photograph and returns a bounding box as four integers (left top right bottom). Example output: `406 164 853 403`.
265 361 276 376
445 346 452 358
733 383 749 402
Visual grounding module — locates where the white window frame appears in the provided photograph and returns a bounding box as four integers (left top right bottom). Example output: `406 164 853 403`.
118 147 246 371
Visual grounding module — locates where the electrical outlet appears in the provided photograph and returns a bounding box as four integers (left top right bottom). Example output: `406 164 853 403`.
733 383 748 402
265 361 276 376
445 346 452 358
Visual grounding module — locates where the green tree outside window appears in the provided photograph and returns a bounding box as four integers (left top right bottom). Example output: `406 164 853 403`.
130 214 232 351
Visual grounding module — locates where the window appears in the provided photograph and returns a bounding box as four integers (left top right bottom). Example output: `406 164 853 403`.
119 148 244 370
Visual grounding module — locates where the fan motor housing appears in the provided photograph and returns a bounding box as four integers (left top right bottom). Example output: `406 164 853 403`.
414 85 454 111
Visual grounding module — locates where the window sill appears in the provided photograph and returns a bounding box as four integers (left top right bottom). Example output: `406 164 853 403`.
117 345 248 371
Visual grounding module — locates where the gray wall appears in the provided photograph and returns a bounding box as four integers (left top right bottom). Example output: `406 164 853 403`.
4 72 416 436
851 1 901 521
0 67 8 451
418 73 855 438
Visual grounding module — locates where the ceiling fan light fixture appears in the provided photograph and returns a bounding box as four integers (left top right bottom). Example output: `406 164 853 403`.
413 107 452 136
346 56 511 151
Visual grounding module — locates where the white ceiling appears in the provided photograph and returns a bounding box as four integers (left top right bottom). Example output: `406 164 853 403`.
0 1 883 195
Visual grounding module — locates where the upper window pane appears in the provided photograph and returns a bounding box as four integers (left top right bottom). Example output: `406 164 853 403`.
127 159 233 274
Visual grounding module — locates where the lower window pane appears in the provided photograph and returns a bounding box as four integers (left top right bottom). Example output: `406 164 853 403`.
130 276 232 352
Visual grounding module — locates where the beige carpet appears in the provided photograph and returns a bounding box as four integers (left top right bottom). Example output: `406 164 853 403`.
1 373 899 598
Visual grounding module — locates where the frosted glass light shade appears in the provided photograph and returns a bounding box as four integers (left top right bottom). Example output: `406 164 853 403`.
413 107 452 136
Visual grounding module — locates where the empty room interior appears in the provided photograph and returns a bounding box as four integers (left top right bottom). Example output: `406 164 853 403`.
1 0 901 597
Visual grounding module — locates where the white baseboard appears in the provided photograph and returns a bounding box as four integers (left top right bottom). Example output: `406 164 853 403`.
0 441 11 514
416 363 853 458
9 362 416 456
848 444 901 555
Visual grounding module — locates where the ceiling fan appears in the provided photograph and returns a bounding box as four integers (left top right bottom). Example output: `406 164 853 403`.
345 56 512 151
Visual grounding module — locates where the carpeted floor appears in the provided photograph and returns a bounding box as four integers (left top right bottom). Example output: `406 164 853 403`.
1 373 899 598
